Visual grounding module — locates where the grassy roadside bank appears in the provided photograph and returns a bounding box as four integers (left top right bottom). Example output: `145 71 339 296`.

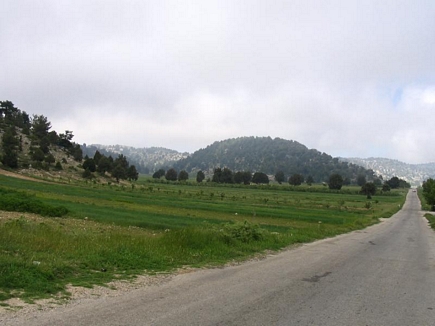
0 174 406 304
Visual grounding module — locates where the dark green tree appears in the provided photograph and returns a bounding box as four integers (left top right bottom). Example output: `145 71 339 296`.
328 173 343 190
275 171 285 184
196 170 205 183
93 150 102 165
212 168 222 183
288 173 304 186
252 172 269 184
240 171 252 185
165 168 178 181
386 177 400 189
221 168 234 183
39 137 50 154
83 158 97 172
114 154 129 170
58 130 74 148
127 165 139 181
1 126 19 168
71 144 83 162
153 169 165 179
422 178 435 210
399 179 411 189
31 115 51 140
178 170 189 181
212 168 234 183
47 131 59 145
97 156 111 174
361 182 377 197
112 164 127 182
32 148 45 162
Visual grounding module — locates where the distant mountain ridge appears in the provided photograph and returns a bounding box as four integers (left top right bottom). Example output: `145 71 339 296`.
82 144 189 174
340 157 435 186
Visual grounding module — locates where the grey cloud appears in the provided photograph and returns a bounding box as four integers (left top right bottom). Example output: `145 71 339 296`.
2 0 435 163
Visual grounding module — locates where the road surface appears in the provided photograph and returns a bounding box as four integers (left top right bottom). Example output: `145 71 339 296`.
3 190 435 325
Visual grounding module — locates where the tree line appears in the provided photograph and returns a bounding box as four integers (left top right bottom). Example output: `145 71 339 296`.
151 165 411 195
82 151 138 182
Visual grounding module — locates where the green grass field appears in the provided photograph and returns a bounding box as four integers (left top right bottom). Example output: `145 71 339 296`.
0 175 406 303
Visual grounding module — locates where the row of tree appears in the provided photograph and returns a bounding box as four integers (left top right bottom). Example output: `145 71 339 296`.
83 151 138 182
152 168 189 182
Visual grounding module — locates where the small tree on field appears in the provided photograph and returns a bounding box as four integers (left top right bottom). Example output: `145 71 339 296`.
196 170 205 183
386 177 400 189
328 173 343 190
165 168 178 181
127 165 139 181
112 164 126 182
275 171 285 184
361 182 376 198
252 172 269 184
178 170 189 181
289 173 304 186
153 169 165 179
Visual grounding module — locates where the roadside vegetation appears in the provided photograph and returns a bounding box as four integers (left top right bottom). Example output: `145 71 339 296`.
419 178 435 231
0 174 406 304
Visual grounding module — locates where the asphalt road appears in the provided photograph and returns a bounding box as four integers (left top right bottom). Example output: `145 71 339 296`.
4 190 435 325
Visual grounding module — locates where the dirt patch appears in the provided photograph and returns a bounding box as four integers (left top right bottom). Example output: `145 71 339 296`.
0 169 47 183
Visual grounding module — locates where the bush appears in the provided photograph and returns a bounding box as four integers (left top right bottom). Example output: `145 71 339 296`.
222 221 264 243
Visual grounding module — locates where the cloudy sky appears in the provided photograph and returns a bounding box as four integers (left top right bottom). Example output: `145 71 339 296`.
2 1 435 164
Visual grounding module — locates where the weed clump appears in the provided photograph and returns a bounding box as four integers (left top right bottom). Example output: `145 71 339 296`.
222 221 265 243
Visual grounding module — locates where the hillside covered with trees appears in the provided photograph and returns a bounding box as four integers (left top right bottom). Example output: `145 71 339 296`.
173 137 378 184
0 100 138 182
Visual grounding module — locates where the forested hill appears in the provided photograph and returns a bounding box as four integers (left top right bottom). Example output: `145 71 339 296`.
173 137 376 183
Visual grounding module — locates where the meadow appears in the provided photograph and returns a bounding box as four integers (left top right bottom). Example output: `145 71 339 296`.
0 174 406 303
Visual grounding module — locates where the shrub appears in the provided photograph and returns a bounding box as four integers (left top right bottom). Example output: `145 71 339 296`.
222 221 264 243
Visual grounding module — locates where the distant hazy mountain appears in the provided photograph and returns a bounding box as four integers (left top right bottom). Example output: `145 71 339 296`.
340 157 435 186
82 144 189 173
173 136 376 183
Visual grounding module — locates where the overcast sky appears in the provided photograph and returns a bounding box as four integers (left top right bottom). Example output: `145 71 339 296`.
2 1 435 164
